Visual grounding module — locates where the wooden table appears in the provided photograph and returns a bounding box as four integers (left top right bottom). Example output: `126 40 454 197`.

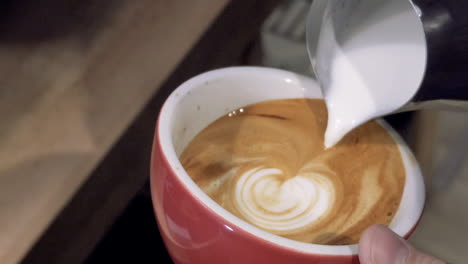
0 0 278 263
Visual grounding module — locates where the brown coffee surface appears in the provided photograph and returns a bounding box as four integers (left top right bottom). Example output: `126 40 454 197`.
180 99 405 245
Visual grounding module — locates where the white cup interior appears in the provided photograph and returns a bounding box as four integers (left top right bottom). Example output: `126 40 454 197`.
158 67 425 256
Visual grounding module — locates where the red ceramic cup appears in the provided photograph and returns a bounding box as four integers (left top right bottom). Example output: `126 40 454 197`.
151 67 425 264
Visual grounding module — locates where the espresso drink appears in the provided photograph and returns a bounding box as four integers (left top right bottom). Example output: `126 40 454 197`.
180 99 405 245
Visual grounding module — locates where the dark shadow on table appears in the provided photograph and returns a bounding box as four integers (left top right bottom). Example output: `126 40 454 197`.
85 184 173 264
0 0 124 45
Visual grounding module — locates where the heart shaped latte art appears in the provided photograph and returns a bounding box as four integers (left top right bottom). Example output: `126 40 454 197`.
233 163 335 234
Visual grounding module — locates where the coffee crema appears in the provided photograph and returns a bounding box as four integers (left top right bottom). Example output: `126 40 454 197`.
180 99 405 245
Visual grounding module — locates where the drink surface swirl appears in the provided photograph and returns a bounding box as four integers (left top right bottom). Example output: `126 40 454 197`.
180 99 405 245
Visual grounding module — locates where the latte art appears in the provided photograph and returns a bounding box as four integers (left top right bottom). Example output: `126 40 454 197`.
180 99 405 245
234 165 334 234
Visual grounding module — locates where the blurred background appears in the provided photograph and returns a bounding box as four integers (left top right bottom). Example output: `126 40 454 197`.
0 0 466 263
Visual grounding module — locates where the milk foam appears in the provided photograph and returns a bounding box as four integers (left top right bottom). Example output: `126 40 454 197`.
315 0 427 148
234 166 334 233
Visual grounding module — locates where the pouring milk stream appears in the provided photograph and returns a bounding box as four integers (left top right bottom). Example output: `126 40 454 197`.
308 0 427 147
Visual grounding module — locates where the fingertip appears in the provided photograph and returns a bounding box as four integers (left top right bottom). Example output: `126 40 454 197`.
359 225 385 264
358 225 409 264
359 225 446 264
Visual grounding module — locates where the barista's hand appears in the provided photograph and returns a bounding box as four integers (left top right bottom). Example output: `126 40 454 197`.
359 225 446 264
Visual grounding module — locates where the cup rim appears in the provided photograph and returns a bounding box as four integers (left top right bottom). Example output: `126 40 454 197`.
156 66 425 256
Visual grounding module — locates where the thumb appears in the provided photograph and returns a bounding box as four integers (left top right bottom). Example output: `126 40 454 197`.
359 225 446 264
